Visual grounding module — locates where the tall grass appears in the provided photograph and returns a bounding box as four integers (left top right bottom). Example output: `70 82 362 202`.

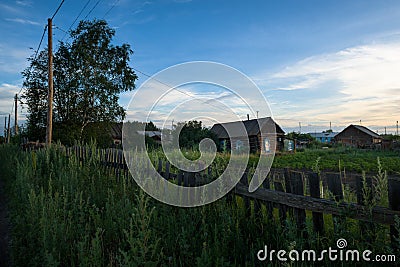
0 144 398 266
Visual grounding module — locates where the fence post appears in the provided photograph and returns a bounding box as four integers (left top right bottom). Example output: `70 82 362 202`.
355 174 375 243
289 171 306 233
326 172 345 233
252 173 262 217
240 170 251 217
274 180 287 227
263 173 273 221
388 175 400 251
284 168 293 217
164 161 170 180
308 172 324 234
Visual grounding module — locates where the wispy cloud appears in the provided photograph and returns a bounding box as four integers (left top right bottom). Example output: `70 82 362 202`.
0 44 31 74
5 18 40 26
255 41 400 130
0 83 19 115
0 3 20 14
15 0 32 7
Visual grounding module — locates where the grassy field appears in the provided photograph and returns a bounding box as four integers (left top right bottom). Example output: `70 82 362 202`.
0 144 399 266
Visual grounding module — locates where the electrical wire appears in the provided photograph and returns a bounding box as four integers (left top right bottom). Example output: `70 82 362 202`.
83 0 102 20
61 0 92 42
131 67 239 115
51 0 65 20
102 0 120 19
17 24 48 96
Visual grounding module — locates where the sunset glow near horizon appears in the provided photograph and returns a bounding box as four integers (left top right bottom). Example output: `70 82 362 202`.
1 0 400 135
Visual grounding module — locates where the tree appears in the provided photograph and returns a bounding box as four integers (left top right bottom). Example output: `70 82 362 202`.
175 120 219 151
22 19 137 143
145 121 159 131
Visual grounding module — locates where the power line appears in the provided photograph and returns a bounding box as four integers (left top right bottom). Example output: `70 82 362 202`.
54 26 68 34
17 24 48 96
51 0 65 20
103 0 120 19
131 67 241 115
83 0 102 20
61 0 92 42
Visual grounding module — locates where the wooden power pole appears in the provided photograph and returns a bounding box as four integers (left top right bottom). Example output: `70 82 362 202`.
14 94 18 135
3 116 6 143
7 113 11 143
46 18 54 146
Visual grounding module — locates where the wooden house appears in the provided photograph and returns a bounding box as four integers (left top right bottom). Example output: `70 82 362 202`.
210 117 285 153
334 124 382 148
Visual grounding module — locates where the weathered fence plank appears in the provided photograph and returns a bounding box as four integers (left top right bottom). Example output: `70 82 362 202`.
273 181 287 226
235 184 400 225
326 172 345 232
289 171 306 232
308 172 324 234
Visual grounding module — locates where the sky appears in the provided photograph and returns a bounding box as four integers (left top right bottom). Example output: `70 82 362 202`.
1 0 400 135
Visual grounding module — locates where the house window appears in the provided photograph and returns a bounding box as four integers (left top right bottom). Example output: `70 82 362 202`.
264 138 270 153
236 140 243 150
220 140 227 151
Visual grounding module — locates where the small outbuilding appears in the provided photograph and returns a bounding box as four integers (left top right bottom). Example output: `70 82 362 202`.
210 117 285 153
334 124 382 148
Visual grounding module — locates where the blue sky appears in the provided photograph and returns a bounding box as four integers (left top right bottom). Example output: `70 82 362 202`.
1 0 400 135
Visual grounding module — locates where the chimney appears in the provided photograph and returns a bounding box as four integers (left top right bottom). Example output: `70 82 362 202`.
247 114 250 121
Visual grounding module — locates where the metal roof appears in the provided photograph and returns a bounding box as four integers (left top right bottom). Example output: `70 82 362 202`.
351 125 381 138
336 124 381 139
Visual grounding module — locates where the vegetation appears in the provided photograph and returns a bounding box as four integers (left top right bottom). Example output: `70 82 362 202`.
174 120 219 151
1 144 399 266
22 19 137 143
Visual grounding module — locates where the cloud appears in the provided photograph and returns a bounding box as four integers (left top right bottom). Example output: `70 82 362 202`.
123 81 259 128
0 83 19 116
5 18 40 26
255 41 400 130
0 3 20 14
15 1 32 7
0 83 26 134
0 43 31 74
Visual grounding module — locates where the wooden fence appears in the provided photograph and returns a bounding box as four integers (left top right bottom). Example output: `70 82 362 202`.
57 146 400 247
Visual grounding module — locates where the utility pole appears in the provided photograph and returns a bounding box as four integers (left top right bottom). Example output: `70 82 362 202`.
14 94 18 135
385 127 387 135
3 117 6 143
330 121 332 131
299 122 302 133
7 113 11 143
397 121 399 136
46 18 54 146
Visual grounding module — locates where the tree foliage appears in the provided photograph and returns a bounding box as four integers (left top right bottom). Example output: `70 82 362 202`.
175 120 219 151
22 19 137 144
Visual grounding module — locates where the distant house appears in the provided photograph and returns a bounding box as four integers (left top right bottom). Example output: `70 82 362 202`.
137 131 162 144
334 125 382 148
309 132 338 143
210 117 285 153
110 122 123 144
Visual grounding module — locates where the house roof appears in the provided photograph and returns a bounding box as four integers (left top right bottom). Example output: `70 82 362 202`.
137 131 162 138
210 117 284 139
110 122 123 140
337 124 381 139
